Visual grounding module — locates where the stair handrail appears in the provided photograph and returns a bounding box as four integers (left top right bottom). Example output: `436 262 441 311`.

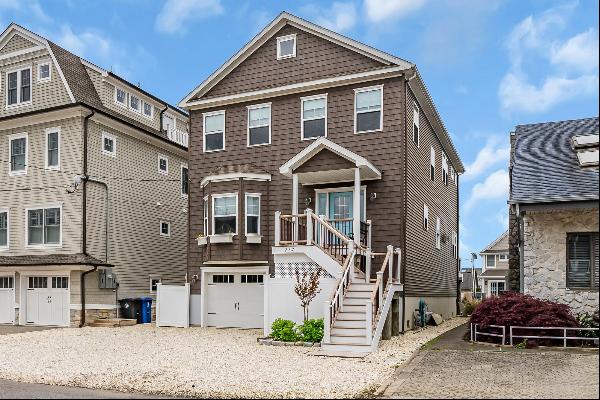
323 246 356 343
369 245 394 327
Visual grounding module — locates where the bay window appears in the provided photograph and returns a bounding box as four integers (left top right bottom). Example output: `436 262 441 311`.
245 194 260 235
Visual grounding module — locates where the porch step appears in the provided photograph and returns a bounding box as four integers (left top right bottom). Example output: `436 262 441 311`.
321 342 372 354
345 291 372 299
344 297 370 305
89 318 137 327
347 283 375 292
330 334 369 345
333 319 366 328
331 327 367 336
340 304 366 313
336 311 366 321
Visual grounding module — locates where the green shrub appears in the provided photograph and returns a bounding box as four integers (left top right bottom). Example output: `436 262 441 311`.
577 311 599 338
271 318 300 342
462 298 480 316
298 318 324 343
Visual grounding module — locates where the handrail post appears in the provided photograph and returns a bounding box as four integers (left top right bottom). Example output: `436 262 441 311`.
323 301 331 343
305 209 313 245
274 211 281 246
376 271 384 305
474 324 478 342
387 245 394 282
365 249 372 283
365 300 373 345
366 220 372 250
564 328 567 348
348 241 355 282
395 248 402 283
510 326 513 346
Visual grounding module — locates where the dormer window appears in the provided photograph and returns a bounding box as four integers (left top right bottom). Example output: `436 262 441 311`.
129 94 141 113
277 34 296 60
143 101 153 119
115 87 127 106
7 67 32 107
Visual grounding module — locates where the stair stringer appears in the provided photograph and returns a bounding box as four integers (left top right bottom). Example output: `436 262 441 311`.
369 283 403 352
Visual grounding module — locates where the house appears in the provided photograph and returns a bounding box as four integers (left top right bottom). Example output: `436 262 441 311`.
509 117 599 315
479 230 509 297
179 12 463 353
0 23 189 327
459 267 482 301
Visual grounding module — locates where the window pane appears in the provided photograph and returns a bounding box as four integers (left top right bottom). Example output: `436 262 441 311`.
39 64 50 79
249 107 270 127
8 72 17 105
249 126 269 145
205 132 224 151
568 234 591 288
303 98 325 120
28 209 44 245
303 119 325 139
130 95 140 110
214 216 236 234
246 196 259 215
205 113 224 133
279 38 295 56
104 137 113 153
486 255 495 267
356 89 381 112
143 102 152 116
214 196 236 216
11 138 26 171
21 69 31 102
116 88 126 103
159 158 167 171
356 111 381 132
182 167 189 195
48 132 59 167
0 212 6 247
247 216 259 234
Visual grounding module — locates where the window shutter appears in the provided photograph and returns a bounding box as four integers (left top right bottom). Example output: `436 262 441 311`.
567 234 591 289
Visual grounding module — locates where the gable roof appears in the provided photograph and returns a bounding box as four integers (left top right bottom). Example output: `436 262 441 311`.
481 230 509 253
179 12 414 106
510 117 599 204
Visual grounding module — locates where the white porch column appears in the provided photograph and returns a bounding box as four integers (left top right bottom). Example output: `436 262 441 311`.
292 174 299 241
353 167 361 246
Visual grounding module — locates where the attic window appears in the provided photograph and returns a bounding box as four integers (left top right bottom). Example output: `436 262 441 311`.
277 34 296 60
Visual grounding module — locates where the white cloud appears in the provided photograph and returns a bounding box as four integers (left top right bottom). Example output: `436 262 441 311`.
56 25 111 60
551 28 599 72
0 0 51 22
495 208 509 230
464 169 509 210
462 136 510 181
314 2 357 33
155 0 224 35
499 72 598 113
364 0 426 22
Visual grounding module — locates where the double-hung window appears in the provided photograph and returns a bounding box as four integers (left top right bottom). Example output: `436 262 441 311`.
412 101 420 145
102 132 116 157
158 154 168 175
486 255 496 268
0 210 8 249
203 111 225 152
567 233 599 290
247 104 271 146
435 217 441 249
9 133 27 175
143 101 153 119
129 94 141 113
115 87 127 106
442 152 449 186
27 207 61 246
245 194 260 236
181 165 189 197
430 146 436 181
213 194 237 235
160 221 170 237
423 204 429 230
301 95 326 139
203 197 209 236
7 67 31 106
277 34 296 59
45 128 60 170
355 86 383 133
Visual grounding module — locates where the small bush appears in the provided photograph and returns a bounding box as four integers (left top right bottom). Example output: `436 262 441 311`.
461 298 481 316
298 318 324 343
577 311 599 338
271 318 300 342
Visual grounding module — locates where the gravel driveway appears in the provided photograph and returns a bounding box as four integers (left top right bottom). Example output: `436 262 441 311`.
0 318 465 398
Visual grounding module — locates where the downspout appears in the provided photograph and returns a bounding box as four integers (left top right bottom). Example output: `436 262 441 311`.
159 104 168 133
456 174 461 316
80 109 95 328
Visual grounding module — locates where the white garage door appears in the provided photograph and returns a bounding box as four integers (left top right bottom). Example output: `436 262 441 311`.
0 276 15 324
26 276 69 327
206 273 264 329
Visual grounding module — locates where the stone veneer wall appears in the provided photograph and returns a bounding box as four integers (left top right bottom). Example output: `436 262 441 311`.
70 308 117 327
523 209 599 315
508 206 521 291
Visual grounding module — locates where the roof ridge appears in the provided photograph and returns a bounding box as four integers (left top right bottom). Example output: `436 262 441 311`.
515 116 599 129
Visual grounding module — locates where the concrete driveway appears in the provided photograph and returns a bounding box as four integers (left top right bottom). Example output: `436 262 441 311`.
380 323 599 399
0 325 56 335
0 379 160 399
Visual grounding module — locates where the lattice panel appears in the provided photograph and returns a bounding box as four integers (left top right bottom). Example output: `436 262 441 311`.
274 262 334 279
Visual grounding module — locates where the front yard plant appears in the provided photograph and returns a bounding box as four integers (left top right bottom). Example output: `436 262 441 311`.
297 318 324 343
270 318 325 343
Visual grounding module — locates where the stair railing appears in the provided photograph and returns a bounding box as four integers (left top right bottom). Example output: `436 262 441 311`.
323 244 356 344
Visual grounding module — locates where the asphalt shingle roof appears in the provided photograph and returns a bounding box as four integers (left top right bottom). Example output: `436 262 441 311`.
0 254 110 267
510 117 599 204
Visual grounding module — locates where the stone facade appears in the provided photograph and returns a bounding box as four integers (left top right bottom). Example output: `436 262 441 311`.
522 209 599 315
508 206 521 292
69 308 117 327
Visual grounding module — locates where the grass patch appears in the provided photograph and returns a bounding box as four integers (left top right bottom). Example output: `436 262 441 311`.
420 336 440 350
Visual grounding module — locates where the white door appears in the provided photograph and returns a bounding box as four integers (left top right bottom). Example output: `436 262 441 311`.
26 276 69 326
0 276 15 324
206 273 264 329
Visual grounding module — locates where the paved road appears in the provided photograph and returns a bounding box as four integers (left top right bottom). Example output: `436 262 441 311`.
0 325 56 335
381 323 599 399
0 380 161 399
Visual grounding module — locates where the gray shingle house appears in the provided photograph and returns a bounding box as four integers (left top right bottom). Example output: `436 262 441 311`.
508 117 599 315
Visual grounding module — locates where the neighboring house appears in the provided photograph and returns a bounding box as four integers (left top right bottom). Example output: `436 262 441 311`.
479 230 509 297
509 117 599 315
0 24 189 327
459 268 482 300
180 12 463 353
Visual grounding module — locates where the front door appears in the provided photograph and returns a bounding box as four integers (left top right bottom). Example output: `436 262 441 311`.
316 189 365 239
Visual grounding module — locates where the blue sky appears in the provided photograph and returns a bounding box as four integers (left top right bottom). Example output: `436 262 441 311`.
2 0 598 268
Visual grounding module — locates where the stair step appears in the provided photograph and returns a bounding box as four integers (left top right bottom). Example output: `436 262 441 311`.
336 312 366 321
340 305 366 313
345 291 372 299
348 283 375 292
321 343 372 354
333 319 366 328
332 327 367 336
344 297 369 305
330 334 369 345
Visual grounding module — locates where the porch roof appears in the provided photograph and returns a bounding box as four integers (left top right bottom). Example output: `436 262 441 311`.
279 137 382 185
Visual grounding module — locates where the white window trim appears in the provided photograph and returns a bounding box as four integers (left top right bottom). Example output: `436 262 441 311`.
37 61 51 83
158 154 169 175
203 110 226 153
354 85 384 134
0 208 9 251
203 196 209 236
489 280 506 296
24 204 63 249
114 86 127 108
430 146 436 181
181 164 189 198
435 216 441 250
277 34 297 60
101 132 116 158
452 231 458 259
301 94 327 141
499 254 508 261
142 100 154 120
129 93 141 114
486 254 497 268
423 204 429 231
412 101 420 146
44 127 61 171
442 152 449 186
247 103 272 147
245 193 261 237
159 220 171 237
314 186 367 221
150 276 162 292
212 192 238 236
5 65 33 109
8 132 28 176
162 113 175 132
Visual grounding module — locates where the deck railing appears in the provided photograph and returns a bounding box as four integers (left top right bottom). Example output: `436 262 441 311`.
167 127 189 147
367 246 402 339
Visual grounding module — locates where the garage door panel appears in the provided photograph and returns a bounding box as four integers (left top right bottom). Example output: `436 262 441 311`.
205 273 264 329
26 275 69 327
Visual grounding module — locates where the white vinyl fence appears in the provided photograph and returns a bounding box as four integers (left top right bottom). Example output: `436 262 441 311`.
156 283 190 328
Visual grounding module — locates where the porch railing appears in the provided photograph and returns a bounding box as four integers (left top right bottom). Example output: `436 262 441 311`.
367 245 402 339
166 127 189 147
324 245 357 341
